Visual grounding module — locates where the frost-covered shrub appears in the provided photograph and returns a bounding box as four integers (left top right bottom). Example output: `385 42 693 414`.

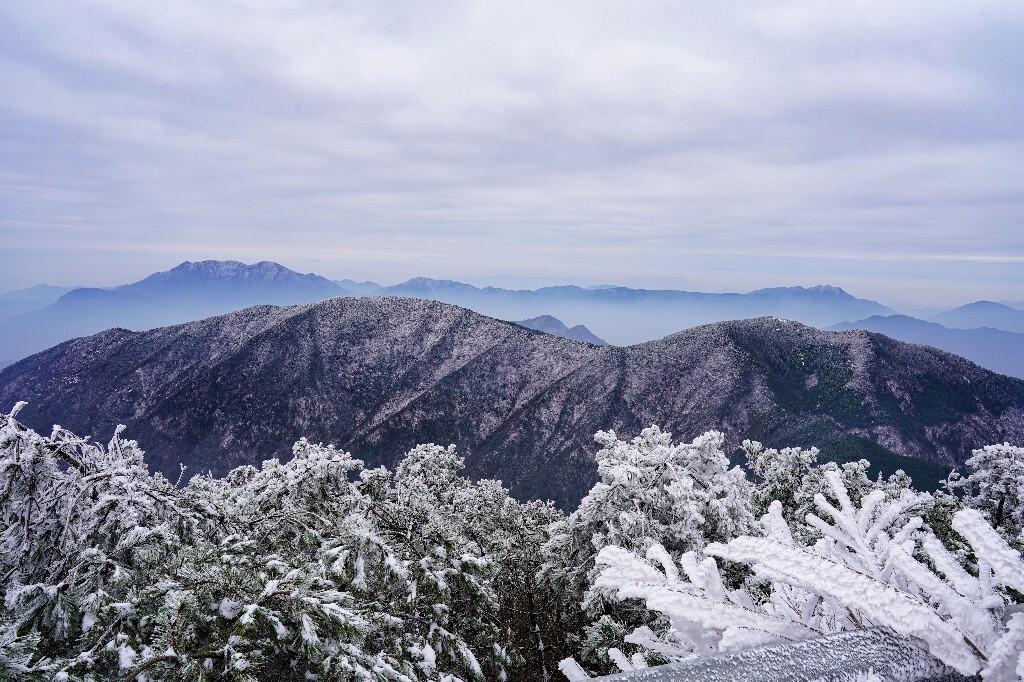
947 443 1024 543
0 406 556 681
590 467 1024 680
743 439 819 520
744 439 919 545
539 427 754 674
541 428 754 596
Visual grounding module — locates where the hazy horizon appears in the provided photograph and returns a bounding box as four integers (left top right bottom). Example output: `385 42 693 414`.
2 2 1022 309
2 257 1021 315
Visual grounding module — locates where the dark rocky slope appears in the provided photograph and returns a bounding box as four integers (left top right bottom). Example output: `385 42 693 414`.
2 297 1022 508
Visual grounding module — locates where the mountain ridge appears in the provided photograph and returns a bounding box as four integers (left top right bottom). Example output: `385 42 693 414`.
0 261 351 366
929 301 1024 334
379 278 896 345
3 297 1021 508
515 315 607 345
0 260 901 367
829 315 1024 379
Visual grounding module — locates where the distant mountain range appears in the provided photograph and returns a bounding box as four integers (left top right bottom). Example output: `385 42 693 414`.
0 261 349 366
928 301 1024 334
335 279 384 296
0 284 78 321
0 261 899 367
515 315 607 345
377 280 896 345
1 260 1021 380
3 298 1022 507
829 316 1024 380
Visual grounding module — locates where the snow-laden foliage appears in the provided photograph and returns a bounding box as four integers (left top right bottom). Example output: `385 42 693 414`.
744 439 919 544
5 400 1023 682
0 407 556 681
539 427 754 674
947 443 1024 543
590 465 1024 680
743 439 819 520
541 428 753 596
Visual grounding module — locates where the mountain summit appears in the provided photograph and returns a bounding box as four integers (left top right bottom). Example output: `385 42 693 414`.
0 261 349 366
3 298 1021 508
515 315 607 345
929 301 1024 334
129 260 344 298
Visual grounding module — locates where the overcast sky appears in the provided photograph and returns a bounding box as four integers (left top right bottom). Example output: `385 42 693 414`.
1 0 1022 307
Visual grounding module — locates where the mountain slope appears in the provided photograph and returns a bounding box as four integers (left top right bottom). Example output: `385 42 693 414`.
515 315 607 345
0 284 79 322
0 261 349 366
830 315 1024 379
2 299 1021 508
0 265 897 366
930 301 1024 333
378 279 894 345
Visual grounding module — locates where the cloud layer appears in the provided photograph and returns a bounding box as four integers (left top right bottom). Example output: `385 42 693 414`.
1 0 1022 304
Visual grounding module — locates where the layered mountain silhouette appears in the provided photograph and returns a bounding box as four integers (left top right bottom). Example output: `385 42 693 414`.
929 301 1024 334
0 261 349 366
3 298 1021 508
830 315 1024 379
379 280 895 345
334 279 383 296
0 261 900 367
515 315 607 345
0 284 79 322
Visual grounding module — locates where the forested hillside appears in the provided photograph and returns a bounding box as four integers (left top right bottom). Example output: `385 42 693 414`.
2 298 1023 506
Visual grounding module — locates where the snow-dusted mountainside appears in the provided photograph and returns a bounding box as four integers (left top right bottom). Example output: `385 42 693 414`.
516 315 608 345
2 298 1022 507
0 261 350 367
830 315 1024 379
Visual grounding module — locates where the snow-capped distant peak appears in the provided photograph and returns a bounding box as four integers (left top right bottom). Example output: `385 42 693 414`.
806 285 849 296
751 284 852 298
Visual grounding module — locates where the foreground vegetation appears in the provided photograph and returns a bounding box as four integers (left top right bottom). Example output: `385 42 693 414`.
0 403 1021 680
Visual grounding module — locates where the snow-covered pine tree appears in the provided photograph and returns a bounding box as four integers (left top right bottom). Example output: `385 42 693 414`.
539 428 754 674
743 439 919 544
742 439 819 520
0 406 555 681
946 443 1024 544
359 443 511 681
369 443 570 681
1 403 206 679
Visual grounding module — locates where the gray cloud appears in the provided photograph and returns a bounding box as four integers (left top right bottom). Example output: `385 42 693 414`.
1 0 1022 305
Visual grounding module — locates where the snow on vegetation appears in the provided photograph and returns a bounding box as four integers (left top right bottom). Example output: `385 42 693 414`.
560 435 1024 681
0 403 1022 681
0 404 561 681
